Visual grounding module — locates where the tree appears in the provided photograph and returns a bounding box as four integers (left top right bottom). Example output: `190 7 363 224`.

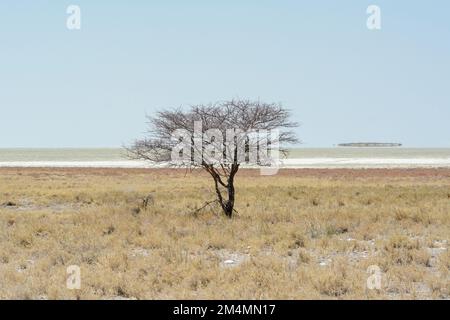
128 99 298 218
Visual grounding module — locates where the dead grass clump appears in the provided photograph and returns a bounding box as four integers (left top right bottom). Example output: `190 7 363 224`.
312 260 353 298
289 232 306 249
383 235 432 266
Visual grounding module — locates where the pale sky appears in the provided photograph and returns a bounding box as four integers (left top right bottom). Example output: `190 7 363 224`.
0 1 449 148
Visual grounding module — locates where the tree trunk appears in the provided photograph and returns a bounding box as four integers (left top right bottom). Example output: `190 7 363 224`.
223 165 237 218
208 164 239 218
223 181 235 218
210 172 236 218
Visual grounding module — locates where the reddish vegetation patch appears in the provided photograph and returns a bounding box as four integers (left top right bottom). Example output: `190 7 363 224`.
269 168 450 179
1 167 450 179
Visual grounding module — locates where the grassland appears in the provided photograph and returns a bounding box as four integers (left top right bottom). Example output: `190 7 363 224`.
0 168 448 299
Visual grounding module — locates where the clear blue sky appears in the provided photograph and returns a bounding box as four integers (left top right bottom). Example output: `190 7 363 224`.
1 1 449 148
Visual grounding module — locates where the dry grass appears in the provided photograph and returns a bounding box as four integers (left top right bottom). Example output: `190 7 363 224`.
0 168 448 300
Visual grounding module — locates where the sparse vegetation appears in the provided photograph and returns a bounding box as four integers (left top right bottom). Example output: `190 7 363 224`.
0 168 448 299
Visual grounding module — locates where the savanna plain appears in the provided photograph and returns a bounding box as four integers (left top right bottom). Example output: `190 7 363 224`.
0 168 448 299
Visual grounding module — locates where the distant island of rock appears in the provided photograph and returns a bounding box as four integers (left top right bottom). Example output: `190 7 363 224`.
338 143 402 147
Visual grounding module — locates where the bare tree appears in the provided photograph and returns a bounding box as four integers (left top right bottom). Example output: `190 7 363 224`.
128 99 298 218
